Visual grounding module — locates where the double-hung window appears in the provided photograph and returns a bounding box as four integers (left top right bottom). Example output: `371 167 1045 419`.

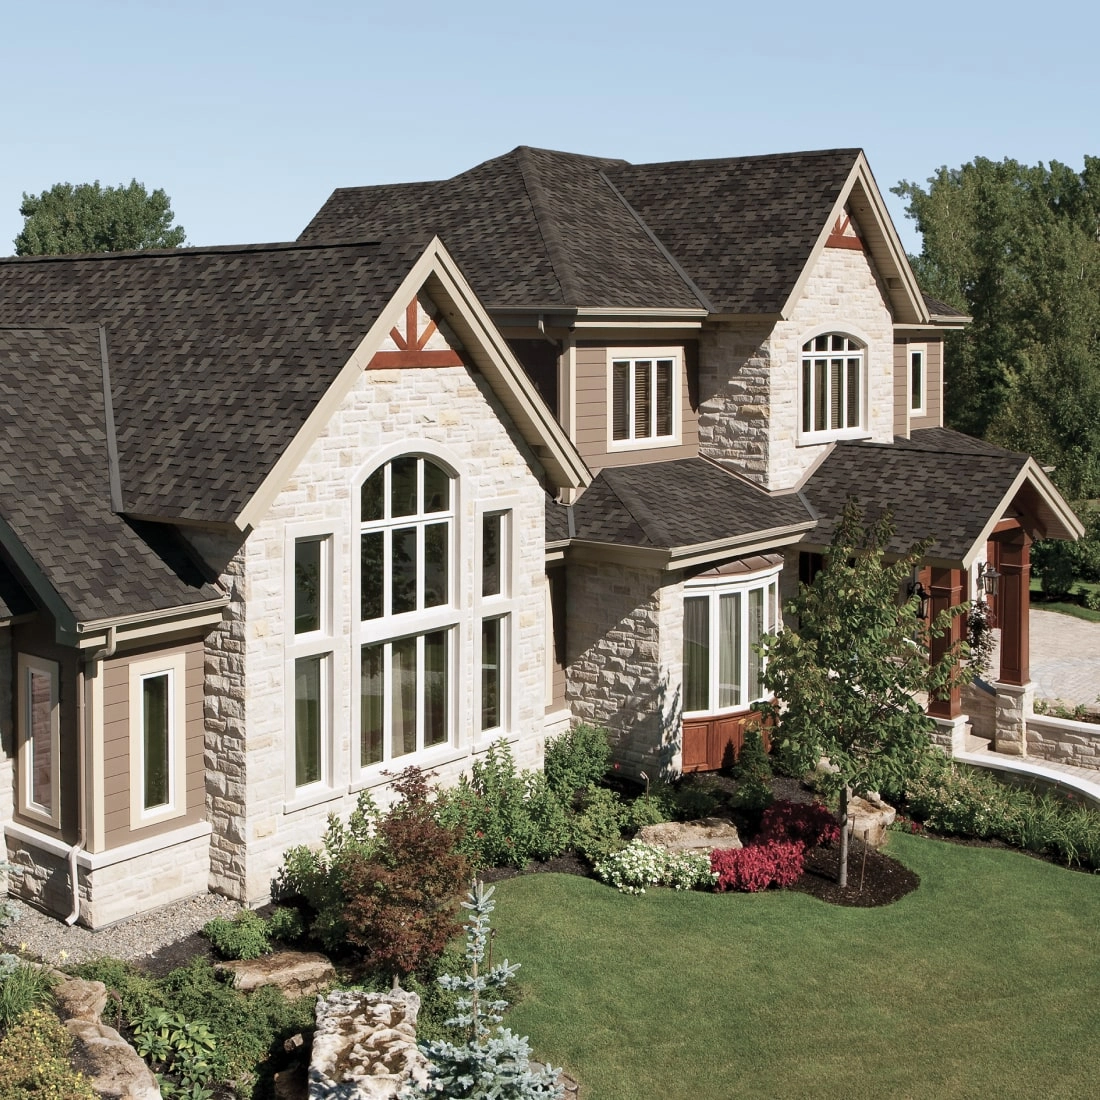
359 456 456 768
609 350 679 448
800 334 865 441
683 565 780 716
129 652 188 825
17 654 60 827
289 533 332 792
478 508 513 736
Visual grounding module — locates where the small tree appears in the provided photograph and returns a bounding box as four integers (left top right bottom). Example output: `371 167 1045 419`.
760 502 972 885
15 180 186 255
404 881 563 1099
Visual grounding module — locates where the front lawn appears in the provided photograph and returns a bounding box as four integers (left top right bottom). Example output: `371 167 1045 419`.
491 834 1100 1099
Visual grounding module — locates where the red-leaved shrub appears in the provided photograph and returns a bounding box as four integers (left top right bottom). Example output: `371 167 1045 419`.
758 799 839 848
711 841 805 893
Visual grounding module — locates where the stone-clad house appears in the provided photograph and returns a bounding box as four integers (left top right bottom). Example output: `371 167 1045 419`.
0 146 1081 927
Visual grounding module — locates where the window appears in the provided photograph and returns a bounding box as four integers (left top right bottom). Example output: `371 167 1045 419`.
288 533 332 793
683 566 780 716
608 350 679 447
128 652 188 825
17 654 60 827
909 345 926 415
478 509 512 735
359 456 457 768
800 334 865 440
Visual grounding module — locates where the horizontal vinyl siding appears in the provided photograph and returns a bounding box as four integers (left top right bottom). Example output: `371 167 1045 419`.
574 343 698 472
102 639 206 850
893 341 909 436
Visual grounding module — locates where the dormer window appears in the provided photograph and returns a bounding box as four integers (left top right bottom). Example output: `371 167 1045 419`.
799 334 866 442
608 349 681 449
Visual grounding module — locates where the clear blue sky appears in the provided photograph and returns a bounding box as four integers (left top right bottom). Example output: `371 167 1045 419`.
3 0 1096 259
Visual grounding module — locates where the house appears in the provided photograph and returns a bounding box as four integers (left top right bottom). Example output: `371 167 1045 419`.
0 147 1081 927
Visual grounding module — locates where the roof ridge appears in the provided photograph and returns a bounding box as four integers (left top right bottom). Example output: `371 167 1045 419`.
0 238 393 266
624 147 863 172
515 146 579 305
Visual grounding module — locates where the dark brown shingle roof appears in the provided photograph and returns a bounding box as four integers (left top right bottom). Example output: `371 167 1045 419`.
0 326 222 622
0 239 429 526
302 146 862 315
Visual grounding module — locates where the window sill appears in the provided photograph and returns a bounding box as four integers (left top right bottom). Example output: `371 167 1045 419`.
348 743 470 794
607 435 681 454
282 786 343 816
796 429 871 448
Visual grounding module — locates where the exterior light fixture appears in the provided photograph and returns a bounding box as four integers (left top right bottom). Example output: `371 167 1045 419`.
907 578 930 620
977 562 1001 597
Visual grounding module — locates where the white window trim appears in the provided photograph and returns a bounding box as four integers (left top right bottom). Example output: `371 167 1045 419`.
683 564 781 719
355 454 462 776
909 343 927 417
797 331 870 446
17 654 61 828
475 503 518 742
285 527 335 798
605 347 682 452
128 651 188 828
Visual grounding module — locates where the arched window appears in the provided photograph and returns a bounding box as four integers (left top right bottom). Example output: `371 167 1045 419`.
800 334 865 440
358 456 456 767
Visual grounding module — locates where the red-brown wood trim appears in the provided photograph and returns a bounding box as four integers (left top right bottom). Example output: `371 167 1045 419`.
388 325 409 350
992 517 1023 534
826 215 865 250
416 319 438 350
927 565 964 719
997 528 1031 685
367 350 465 369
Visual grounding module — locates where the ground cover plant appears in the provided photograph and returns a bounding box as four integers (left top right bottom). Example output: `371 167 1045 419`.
488 835 1100 1099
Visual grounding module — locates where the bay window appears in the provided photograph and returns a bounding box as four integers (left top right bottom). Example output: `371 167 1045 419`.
683 565 780 716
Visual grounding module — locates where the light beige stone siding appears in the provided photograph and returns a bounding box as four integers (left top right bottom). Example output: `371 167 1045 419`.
1026 713 1100 771
224 337 549 903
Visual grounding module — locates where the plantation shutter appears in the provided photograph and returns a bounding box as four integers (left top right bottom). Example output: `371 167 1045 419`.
655 359 673 437
612 361 629 440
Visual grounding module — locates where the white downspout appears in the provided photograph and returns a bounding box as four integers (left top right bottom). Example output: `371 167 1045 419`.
66 625 116 925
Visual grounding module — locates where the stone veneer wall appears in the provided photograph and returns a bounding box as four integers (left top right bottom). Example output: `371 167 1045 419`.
228 356 549 904
566 562 684 779
698 247 896 491
1025 713 1100 771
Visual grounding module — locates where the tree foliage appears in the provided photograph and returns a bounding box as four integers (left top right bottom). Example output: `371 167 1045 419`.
760 503 971 792
15 179 186 255
893 157 1100 499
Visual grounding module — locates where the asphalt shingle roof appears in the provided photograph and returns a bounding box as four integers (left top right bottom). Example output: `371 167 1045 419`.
801 428 1030 563
0 239 429 527
570 459 814 551
301 146 862 315
0 326 221 622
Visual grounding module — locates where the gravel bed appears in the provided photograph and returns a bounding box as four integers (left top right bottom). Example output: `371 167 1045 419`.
0 893 243 968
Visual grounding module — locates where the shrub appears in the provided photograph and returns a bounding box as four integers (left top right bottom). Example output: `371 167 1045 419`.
275 788 381 949
732 726 775 819
758 800 839 848
711 842 805 893
544 724 611 802
0 1007 96 1100
73 957 165 1025
570 786 628 864
268 905 306 944
594 842 715 895
342 768 471 977
521 771 572 862
0 958 56 1029
626 792 670 830
202 909 271 960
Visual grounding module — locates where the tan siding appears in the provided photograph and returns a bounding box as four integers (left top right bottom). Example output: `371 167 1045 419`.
911 339 943 429
893 341 909 436
102 639 206 850
573 342 699 473
547 567 567 713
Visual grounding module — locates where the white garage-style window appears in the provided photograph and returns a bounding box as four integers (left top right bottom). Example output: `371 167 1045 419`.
359 455 457 769
683 562 781 716
17 653 60 827
800 333 865 441
608 348 680 448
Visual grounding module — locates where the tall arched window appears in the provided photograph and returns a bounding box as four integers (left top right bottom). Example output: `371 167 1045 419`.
358 456 456 767
800 333 865 440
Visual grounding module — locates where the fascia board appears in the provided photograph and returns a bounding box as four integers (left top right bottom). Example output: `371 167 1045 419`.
75 597 229 647
0 516 77 638
565 540 669 569
665 522 818 571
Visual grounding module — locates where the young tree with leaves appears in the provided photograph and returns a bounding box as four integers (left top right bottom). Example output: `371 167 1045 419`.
760 503 973 886
14 180 186 255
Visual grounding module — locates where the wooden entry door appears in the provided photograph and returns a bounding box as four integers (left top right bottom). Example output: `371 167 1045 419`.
682 710 769 773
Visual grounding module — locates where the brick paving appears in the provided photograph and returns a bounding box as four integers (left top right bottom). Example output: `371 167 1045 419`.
1024 608 1100 708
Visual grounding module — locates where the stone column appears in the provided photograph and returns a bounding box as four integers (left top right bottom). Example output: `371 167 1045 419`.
927 566 964 720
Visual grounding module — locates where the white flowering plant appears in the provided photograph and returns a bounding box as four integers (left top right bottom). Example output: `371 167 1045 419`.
594 841 716 895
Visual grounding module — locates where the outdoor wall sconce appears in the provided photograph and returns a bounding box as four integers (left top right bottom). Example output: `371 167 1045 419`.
977 562 1001 597
907 578 930 619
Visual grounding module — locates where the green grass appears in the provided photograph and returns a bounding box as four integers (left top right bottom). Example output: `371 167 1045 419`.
1029 579 1100 622
490 835 1100 1099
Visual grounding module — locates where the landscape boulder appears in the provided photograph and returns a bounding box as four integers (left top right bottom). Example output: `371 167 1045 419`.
636 817 742 854
847 793 897 848
217 950 336 997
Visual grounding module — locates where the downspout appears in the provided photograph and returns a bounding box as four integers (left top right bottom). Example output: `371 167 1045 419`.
66 624 116 925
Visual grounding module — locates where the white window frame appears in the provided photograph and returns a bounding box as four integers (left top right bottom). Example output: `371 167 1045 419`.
17 653 61 828
475 505 516 740
285 529 335 798
128 651 188 827
682 565 781 718
909 344 927 416
606 347 682 451
798 332 868 444
356 455 460 774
